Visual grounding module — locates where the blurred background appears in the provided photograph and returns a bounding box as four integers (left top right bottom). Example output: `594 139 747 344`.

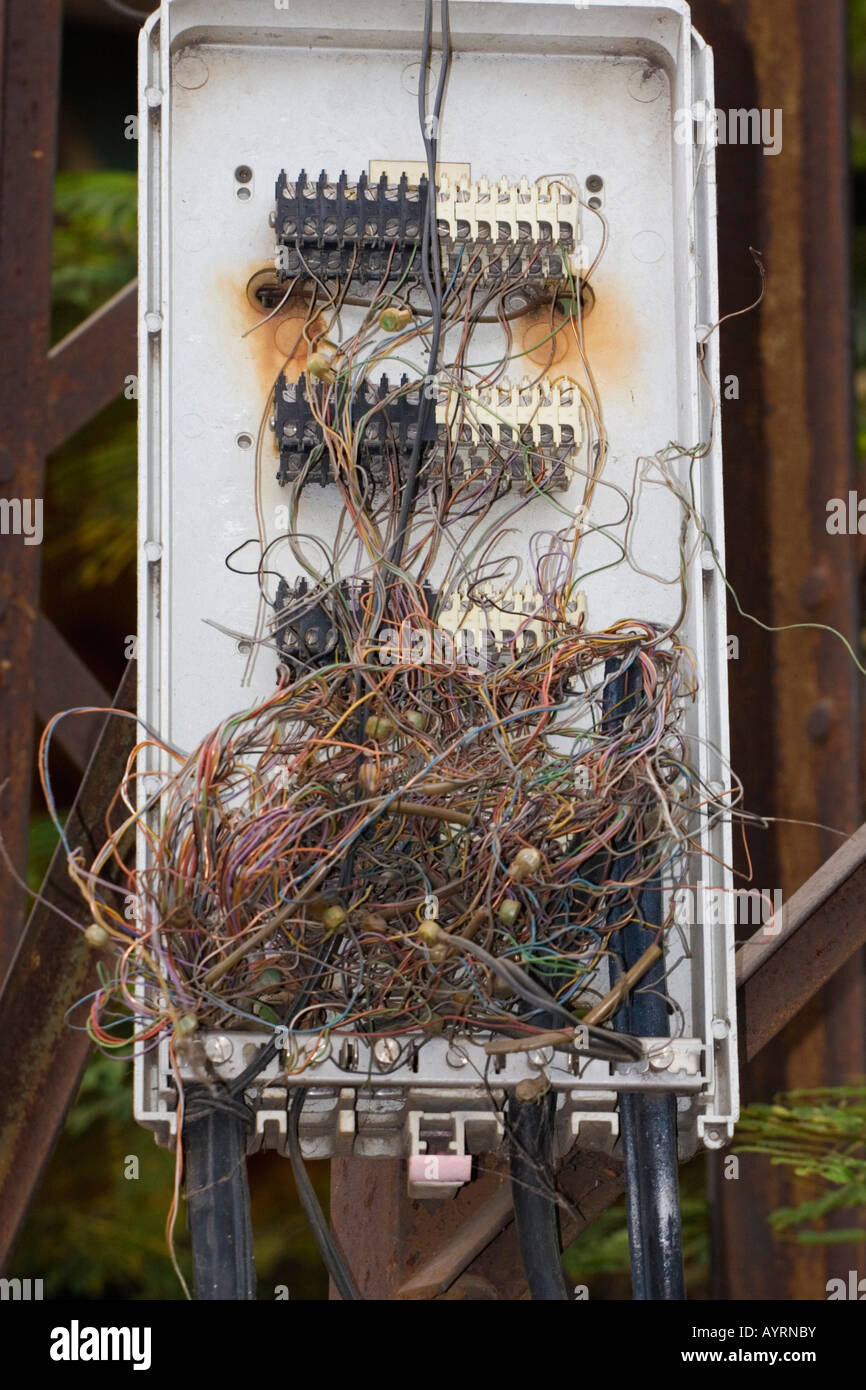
8 0 866 1299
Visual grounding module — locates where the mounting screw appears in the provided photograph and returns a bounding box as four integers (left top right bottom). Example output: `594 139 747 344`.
304 627 320 649
373 1037 401 1068
586 174 604 193
234 165 253 183
649 1047 673 1072
204 1035 233 1065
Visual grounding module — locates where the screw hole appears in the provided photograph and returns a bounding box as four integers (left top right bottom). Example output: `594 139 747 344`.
236 185 251 201
588 196 602 210
236 432 254 450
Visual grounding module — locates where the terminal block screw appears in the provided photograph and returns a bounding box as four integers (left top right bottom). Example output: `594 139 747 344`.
373 1037 401 1069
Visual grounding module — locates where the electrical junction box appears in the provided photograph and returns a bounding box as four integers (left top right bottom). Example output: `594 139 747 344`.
136 0 737 1186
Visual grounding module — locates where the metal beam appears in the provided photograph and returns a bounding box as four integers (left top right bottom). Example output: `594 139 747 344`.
0 0 63 977
736 824 866 1062
45 280 138 456
0 662 136 1272
35 614 112 772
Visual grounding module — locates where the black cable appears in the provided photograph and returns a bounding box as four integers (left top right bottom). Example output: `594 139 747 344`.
388 0 452 567
602 659 685 1302
612 877 685 1301
287 1088 361 1301
183 1086 256 1300
509 1088 569 1301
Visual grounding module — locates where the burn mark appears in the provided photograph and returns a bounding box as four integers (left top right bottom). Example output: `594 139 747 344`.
221 265 328 405
518 278 643 394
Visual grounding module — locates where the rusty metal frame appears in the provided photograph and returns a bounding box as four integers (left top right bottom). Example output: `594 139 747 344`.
0 0 137 1266
0 0 134 941
0 662 135 1267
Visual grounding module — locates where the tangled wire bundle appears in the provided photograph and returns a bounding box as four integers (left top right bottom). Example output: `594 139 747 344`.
57 596 717 1063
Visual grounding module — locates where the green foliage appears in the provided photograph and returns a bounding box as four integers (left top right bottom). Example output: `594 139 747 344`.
852 0 866 77
45 397 137 589
47 172 138 588
52 171 137 342
27 811 61 892
736 1087 866 1245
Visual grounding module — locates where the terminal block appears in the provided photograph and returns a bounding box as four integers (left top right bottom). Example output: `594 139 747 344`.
436 583 586 666
273 576 436 674
273 371 436 486
273 169 582 288
274 169 429 284
273 577 341 670
273 576 585 676
435 377 581 491
274 371 579 491
436 173 581 284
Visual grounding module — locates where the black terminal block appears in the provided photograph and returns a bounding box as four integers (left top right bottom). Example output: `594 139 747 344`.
274 372 438 487
273 577 437 677
273 577 341 672
275 169 429 284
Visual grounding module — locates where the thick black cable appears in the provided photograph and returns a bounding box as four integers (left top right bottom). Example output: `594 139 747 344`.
287 1088 361 1301
613 878 685 1301
509 1088 569 1301
602 658 685 1301
183 1085 256 1300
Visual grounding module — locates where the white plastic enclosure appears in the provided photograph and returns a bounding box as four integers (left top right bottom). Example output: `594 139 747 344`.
136 0 737 1169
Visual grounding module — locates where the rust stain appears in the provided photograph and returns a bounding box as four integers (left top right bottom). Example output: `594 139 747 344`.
517 278 642 395
219 265 328 400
